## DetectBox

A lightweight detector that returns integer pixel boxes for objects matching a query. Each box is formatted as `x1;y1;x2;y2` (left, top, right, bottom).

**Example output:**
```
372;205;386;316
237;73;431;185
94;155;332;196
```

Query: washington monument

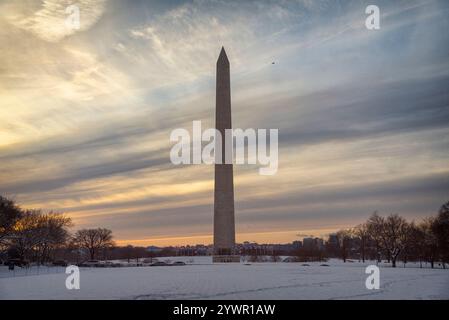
213;47;239;263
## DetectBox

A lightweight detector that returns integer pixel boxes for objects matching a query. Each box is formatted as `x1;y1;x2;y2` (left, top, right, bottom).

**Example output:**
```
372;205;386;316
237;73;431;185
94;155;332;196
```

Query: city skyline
1;0;449;246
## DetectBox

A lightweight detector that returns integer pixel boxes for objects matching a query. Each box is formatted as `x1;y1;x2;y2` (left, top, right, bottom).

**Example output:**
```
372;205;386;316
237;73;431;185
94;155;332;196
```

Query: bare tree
420;217;439;268
249;247;262;262
72;228;115;260
400;220;421;267
380;214;410;268
406;223;423;267
0;196;23;245
9;209;42;260
354;223;370;263
336;229;352;263
433;201;449;268
366;212;384;263
8;209;72;263
34;212;72;264
270;247;281;262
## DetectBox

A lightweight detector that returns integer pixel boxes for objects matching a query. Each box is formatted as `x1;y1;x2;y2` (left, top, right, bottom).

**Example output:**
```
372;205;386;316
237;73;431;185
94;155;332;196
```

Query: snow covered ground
1;257;448;299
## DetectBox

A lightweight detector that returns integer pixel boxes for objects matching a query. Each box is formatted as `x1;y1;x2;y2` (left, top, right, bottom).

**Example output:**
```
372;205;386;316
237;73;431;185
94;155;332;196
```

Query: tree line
328;201;449;268
0;195;115;264
1;195;448;268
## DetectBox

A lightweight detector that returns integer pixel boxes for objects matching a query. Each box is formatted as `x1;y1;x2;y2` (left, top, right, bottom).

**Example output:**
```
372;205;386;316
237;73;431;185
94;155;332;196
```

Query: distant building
146;246;162;253
315;238;324;250
292;240;302;249
327;234;338;247
302;237;315;249
303;237;324;251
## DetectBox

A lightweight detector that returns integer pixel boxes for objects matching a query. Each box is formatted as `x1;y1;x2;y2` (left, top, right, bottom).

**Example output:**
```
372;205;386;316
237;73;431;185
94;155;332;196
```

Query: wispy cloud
0;0;448;245
2;0;107;42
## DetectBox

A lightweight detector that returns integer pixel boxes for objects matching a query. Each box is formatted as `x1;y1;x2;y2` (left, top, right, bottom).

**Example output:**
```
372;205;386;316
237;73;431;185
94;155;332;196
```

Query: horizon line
114;226;347;246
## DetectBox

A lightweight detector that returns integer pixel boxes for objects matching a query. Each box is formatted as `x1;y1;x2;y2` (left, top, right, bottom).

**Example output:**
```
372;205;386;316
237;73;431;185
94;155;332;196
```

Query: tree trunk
392;258;396;268
376;244;381;263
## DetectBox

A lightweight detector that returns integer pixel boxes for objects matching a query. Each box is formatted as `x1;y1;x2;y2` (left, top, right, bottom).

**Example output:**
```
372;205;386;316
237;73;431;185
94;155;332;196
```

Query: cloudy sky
1;0;448;246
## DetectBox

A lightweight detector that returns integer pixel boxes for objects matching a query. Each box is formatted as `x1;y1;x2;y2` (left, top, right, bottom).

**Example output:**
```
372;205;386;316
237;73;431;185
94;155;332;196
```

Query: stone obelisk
213;47;239;263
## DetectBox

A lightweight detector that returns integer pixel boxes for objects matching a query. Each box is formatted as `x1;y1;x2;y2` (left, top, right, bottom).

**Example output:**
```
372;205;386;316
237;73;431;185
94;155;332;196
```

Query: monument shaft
213;47;237;261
